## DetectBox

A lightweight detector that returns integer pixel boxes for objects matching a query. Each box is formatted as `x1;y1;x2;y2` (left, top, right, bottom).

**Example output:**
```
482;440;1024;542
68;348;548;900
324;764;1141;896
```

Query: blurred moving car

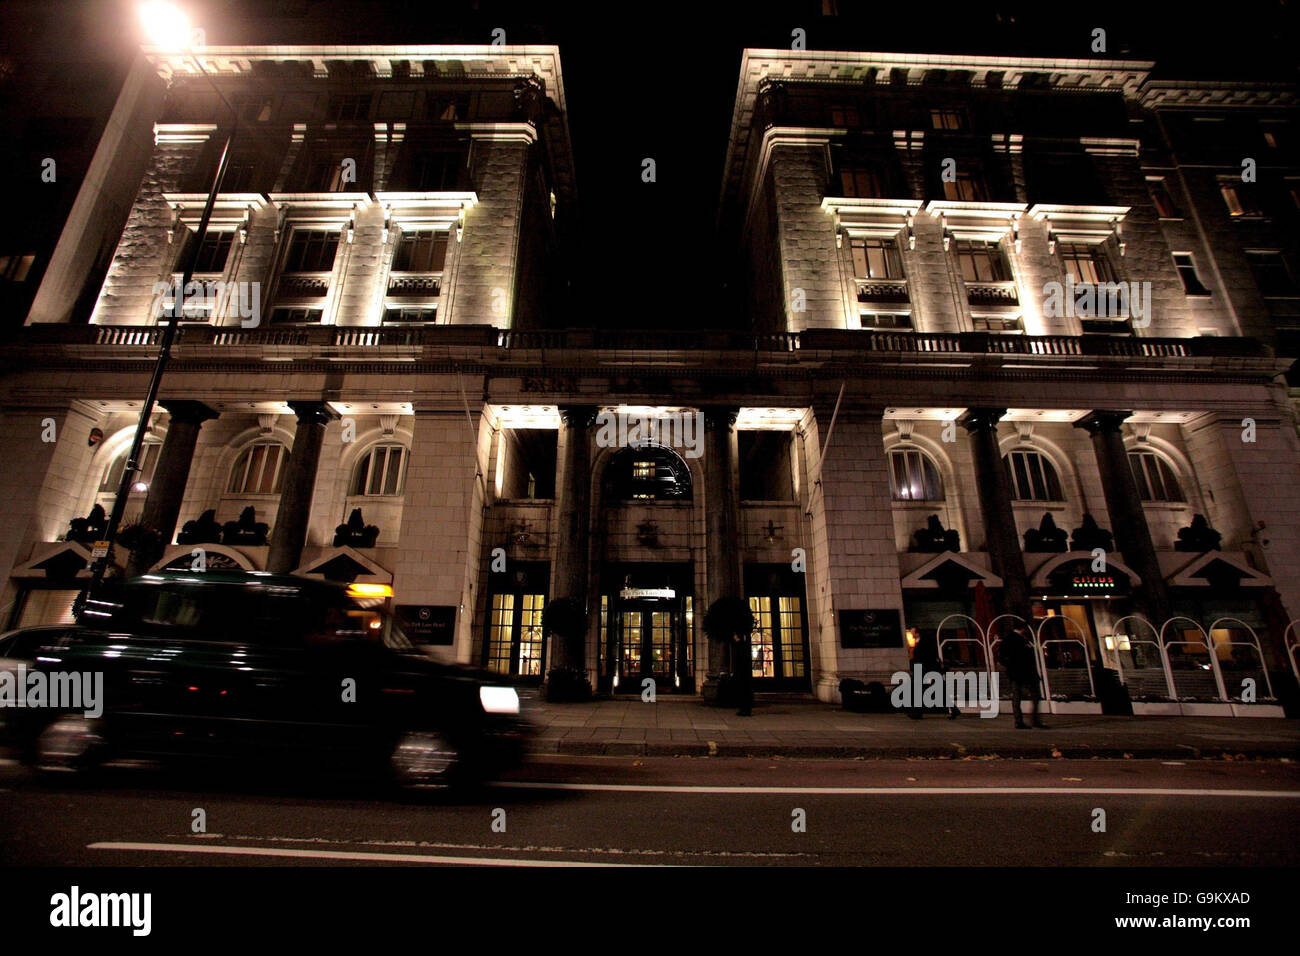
6;572;531;788
0;627;72;745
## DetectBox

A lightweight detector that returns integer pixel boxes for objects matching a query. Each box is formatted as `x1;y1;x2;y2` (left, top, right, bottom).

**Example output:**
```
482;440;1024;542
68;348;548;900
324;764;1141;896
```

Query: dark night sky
3;0;1296;329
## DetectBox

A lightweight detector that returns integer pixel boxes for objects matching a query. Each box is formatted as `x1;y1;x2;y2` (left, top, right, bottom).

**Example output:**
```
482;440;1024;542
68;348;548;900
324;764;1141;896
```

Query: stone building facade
1;46;1298;705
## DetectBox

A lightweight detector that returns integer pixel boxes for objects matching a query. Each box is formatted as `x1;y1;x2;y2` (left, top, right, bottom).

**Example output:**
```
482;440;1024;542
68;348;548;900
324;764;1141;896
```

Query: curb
534;740;1298;760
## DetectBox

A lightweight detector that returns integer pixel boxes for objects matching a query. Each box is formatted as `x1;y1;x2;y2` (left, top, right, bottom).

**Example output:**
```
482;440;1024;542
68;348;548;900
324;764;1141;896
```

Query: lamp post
86;4;235;596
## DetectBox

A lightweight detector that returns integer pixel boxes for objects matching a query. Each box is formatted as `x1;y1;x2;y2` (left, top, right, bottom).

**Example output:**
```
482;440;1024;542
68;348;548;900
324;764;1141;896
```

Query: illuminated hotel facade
2;45;1298;706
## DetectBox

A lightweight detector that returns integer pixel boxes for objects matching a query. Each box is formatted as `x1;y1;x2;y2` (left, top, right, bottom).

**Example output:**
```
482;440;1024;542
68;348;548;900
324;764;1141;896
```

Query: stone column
959;407;1030;619
1075;410;1171;625
128;401;218;575
267;402;339;574
703;406;743;681
548;405;596;675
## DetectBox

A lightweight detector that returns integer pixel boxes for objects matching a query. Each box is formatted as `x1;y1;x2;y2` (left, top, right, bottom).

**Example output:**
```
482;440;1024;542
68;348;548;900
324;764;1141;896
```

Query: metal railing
6;325;1273;360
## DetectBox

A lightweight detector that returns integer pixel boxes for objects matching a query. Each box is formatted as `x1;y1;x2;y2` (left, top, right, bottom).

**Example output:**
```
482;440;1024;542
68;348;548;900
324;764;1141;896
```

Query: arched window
100;440;162;494
888;448;943;501
604;445;692;501
1003;449;1063;502
1128;451;1185;503
227;442;288;495
350;443;407;496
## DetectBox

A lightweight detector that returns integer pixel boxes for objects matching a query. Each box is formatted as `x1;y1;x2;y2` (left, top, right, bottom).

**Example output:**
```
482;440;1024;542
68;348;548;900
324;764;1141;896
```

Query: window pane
1128;453;1153;500
384;447;404;494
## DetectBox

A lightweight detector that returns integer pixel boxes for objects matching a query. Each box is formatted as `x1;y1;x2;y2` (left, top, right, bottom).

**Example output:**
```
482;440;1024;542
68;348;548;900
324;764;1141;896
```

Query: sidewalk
528;697;1300;760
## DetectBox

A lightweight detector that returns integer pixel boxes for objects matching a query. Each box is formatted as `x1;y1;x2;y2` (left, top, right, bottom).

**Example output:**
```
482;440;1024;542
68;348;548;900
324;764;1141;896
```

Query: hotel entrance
600;563;694;694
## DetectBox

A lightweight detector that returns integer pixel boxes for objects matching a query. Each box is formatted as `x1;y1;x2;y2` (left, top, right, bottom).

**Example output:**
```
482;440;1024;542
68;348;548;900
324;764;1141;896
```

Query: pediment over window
296;546;391;584
1169;551;1272;588
12;543;94;581
901;552;1003;590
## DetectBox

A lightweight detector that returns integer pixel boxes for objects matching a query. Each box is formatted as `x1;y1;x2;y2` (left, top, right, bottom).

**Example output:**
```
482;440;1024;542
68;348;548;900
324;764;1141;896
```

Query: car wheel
390;730;460;788
33;715;107;775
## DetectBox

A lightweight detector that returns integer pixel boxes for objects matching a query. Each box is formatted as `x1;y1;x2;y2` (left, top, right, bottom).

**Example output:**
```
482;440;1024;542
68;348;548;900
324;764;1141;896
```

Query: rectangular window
1059;243;1116;284
956;240;1009;282
236;96;274;123
410;151;461;191
1172;253;1211;296
224;161;258;192
486;593;516;675
850;238;904;279
1148;179;1181;218
1246;251;1296;296
328;94;372;121
1220;181;1261;217
829;103;861;127
943;171;987;202
839;165;884;198
972;315;1023;332
269;307;323;325
285;231;340;273
860;312;912;330
778;596;806;679
392;229;448;272
382;307;437;323
930;107;967;130
427;93;469;121
0;254;36;282
306;159;348;192
191;231;234;275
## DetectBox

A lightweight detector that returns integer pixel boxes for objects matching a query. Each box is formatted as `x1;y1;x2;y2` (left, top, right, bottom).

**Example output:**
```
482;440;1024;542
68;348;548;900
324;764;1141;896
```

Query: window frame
1003;449;1065;503
227;441;289;496
1127;450;1186;504
955;239;1011;283
349;443;408;497
888;447;945;502
1058;242;1117;285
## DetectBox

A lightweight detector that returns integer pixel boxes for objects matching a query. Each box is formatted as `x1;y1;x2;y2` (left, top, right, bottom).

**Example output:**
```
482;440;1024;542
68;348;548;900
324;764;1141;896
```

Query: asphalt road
1;755;1297;867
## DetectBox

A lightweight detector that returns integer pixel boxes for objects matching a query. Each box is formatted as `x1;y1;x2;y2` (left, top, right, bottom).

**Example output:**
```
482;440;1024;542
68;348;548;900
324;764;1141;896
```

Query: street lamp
85;3;235;596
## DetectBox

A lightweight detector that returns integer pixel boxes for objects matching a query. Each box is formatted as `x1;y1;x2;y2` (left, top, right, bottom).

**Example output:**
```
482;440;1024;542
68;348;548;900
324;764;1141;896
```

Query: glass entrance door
616;603;676;691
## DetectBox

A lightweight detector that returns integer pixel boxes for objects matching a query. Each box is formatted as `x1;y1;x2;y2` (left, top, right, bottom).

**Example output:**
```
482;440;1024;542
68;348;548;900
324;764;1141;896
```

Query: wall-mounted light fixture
906;211;916;251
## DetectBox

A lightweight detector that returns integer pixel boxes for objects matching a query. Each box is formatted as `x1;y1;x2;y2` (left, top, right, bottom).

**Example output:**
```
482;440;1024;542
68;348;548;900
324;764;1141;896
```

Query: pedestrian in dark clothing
732;632;754;717
915;632;961;719
1001;623;1045;728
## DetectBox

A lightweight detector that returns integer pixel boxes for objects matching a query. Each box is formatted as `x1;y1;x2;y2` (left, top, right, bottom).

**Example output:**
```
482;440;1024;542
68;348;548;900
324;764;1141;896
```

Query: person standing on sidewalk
1001;623;1045;729
732;631;754;717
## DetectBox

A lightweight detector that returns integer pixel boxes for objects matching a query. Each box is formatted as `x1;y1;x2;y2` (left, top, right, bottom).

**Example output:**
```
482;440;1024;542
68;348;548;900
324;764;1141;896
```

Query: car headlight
479;685;520;715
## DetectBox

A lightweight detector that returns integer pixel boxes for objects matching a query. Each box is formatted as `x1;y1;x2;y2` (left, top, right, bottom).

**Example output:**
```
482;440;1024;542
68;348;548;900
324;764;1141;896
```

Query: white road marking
89;841;648;866
490;781;1300;798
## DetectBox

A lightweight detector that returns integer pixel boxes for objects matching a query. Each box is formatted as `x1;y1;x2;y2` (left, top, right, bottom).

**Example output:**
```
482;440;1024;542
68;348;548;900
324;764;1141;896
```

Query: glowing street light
137;2;198;51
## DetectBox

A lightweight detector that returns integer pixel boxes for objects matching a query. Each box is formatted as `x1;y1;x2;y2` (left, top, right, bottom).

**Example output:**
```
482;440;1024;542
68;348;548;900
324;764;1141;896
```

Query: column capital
558;404;598;428
701;406;738;432
1073;410;1133;436
159;400;219;426
287;401;341;427
957;407;1007;433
